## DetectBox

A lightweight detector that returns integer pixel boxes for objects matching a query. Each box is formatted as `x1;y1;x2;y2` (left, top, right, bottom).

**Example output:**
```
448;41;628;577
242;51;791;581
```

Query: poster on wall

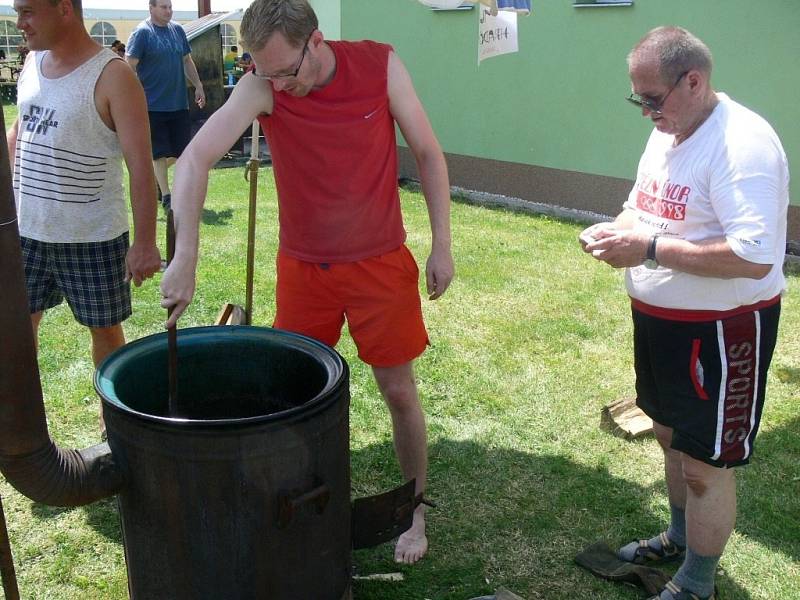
478;6;518;64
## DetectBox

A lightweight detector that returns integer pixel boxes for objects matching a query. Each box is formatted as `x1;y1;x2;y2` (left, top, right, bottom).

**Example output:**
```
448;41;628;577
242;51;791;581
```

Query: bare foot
395;505;428;564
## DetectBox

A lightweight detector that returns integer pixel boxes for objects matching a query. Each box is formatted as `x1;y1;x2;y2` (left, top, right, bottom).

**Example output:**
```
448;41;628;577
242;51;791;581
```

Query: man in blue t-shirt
126;0;206;210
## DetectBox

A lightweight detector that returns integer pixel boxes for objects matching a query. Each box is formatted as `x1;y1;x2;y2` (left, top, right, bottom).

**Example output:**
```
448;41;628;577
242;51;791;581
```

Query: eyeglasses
252;32;313;81
626;71;688;114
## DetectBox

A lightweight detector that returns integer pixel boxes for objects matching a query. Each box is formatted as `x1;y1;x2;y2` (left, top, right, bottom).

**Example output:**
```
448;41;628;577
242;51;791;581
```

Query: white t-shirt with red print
623;93;789;312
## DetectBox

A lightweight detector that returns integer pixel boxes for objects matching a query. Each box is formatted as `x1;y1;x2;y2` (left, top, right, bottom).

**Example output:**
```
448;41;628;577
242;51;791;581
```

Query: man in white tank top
7;0;161;432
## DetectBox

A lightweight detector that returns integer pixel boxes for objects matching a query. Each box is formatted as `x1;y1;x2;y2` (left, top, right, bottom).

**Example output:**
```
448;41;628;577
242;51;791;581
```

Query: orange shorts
274;245;430;368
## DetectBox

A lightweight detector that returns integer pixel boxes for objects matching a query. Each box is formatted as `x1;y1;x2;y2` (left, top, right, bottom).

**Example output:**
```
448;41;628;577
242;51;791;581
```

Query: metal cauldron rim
94;325;348;429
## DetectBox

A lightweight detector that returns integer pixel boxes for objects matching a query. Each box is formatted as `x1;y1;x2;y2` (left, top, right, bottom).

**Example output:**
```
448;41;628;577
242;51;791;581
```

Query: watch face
643;258;659;270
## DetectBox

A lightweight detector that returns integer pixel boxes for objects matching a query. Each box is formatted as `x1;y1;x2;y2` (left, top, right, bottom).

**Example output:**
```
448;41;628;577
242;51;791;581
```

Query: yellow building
0;6;243;58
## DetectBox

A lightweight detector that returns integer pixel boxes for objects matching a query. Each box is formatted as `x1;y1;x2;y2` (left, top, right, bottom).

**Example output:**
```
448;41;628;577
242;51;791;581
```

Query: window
90;22;117;47
0;20;23;60
573;0;633;6
221;23;237;51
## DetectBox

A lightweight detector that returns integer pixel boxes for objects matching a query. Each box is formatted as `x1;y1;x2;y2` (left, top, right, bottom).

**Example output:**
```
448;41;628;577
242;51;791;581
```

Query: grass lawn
2;100;17;130
1;113;798;598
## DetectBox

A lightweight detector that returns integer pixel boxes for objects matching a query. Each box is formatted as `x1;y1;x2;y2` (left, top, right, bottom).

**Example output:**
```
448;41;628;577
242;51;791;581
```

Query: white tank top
14;48;128;243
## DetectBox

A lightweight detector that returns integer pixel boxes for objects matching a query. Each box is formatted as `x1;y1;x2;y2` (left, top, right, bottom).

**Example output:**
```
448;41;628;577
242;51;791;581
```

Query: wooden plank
215;303;246;326
600;397;654;439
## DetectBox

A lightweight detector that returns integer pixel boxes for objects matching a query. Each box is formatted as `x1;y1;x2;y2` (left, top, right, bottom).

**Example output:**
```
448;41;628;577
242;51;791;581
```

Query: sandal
575;540;671;595
629;531;685;565
647;580;716;600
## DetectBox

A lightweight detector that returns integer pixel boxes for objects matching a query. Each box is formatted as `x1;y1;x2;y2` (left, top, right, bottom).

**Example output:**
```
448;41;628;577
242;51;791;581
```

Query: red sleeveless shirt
259;40;406;263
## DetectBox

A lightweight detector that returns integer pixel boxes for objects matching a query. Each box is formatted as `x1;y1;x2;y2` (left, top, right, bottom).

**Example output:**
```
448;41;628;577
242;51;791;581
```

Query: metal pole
198;0;211;17
244;120;260;325
0;493;20;600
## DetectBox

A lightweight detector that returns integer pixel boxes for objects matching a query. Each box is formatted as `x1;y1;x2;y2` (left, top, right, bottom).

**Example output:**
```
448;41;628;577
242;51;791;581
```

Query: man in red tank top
161;0;454;564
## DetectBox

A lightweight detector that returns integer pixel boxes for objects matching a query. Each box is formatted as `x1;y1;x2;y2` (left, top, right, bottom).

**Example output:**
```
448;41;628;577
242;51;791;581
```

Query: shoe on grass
648;580;715;600
619;531;685;565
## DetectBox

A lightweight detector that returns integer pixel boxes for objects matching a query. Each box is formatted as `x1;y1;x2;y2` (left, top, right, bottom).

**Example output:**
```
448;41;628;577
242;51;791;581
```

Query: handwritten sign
478;7;518;64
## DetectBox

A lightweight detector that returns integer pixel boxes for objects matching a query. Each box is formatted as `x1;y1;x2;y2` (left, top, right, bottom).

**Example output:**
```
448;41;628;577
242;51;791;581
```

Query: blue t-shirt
127;20;192;112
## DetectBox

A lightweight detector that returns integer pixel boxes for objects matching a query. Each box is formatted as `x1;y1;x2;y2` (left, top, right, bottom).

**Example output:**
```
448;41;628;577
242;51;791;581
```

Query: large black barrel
95;326;351;600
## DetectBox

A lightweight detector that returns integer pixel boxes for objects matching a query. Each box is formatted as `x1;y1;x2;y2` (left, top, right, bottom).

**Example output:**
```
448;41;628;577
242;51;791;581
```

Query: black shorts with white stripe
632;299;781;467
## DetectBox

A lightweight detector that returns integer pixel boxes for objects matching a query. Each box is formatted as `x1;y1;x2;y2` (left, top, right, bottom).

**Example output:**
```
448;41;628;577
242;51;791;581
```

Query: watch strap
646;234;659;262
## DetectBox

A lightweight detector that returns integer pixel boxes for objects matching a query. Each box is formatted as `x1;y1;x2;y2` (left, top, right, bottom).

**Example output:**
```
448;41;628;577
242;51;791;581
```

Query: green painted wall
309;0;341;40
340;0;798;204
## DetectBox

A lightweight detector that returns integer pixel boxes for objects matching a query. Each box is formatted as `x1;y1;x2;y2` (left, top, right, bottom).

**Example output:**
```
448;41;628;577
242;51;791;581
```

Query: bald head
628;26;713;85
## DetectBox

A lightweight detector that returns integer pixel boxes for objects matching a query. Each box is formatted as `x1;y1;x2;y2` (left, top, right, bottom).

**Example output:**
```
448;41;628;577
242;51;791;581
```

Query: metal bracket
351;479;418;549
276;481;330;528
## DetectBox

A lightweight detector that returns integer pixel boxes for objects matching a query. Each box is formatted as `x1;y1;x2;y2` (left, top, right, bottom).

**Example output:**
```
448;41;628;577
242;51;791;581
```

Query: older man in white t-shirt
580;26;788;600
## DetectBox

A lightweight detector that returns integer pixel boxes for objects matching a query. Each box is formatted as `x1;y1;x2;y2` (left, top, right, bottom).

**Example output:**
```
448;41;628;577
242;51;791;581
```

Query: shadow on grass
83;497;123;542
29;503;70;519
202;208;234;227
351;438;753;600
772;364;800;385
155;209;236;226
28;497;122;543
22;426;791;598
737;415;800;562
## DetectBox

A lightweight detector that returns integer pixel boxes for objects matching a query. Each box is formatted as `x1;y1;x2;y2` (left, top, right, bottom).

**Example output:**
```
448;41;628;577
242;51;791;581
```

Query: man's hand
160;258;197;328
578;222;617;252
195;86;206;109
583;227;650;268
125;242;162;286
425;246;454;300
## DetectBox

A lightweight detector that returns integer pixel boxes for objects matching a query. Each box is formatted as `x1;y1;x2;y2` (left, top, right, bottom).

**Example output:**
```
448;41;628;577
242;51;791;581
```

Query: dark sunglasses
626;71;688;114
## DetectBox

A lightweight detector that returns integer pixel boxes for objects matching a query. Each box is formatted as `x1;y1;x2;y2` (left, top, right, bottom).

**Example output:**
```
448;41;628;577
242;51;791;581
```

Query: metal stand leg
0;492;20;600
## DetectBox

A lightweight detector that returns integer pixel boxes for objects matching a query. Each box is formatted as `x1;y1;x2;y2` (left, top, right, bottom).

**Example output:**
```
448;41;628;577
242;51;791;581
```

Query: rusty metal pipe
0;107;123;506
0;492;20;600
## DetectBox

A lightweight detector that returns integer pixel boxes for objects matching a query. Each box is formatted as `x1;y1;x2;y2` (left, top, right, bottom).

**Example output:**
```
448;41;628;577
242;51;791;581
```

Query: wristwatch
643;234;660;269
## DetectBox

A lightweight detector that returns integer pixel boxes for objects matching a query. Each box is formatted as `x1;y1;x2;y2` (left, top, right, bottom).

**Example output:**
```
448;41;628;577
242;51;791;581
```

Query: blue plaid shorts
20;233;132;328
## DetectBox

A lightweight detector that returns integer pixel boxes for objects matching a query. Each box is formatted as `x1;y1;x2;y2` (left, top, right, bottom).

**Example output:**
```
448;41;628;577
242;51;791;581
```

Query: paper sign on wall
478;6;518;64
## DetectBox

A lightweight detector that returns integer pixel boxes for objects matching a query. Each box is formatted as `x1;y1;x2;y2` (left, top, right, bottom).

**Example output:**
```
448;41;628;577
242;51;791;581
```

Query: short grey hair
628;26;713;83
240;0;318;52
50;0;82;16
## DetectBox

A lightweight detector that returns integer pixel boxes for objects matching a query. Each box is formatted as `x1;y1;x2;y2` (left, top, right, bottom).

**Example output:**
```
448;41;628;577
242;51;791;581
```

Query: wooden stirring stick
166;208;179;417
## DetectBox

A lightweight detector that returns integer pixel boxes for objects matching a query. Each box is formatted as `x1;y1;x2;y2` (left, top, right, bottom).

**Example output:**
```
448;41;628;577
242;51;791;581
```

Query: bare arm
612;208;638;230
97;59;161;286
581;209;771;279
387;51;454;300
125;55;139;72
647;236;770;279
6;118;18;172
183;54;206;108
160;73;273;326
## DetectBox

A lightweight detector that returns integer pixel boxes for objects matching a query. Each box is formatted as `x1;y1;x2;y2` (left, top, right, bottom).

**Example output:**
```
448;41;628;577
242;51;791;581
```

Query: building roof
184;10;242;40
0;6;243;21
